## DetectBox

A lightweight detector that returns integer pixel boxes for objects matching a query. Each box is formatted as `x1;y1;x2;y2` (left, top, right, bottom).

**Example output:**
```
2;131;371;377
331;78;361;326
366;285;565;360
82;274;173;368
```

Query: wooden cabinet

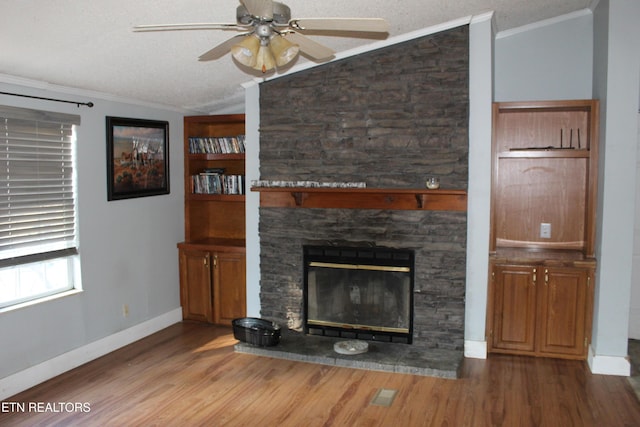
487;100;599;360
178;114;246;325
538;266;591;357
213;251;246;325
490;264;537;353
179;247;213;323
488;259;594;359
178;245;246;324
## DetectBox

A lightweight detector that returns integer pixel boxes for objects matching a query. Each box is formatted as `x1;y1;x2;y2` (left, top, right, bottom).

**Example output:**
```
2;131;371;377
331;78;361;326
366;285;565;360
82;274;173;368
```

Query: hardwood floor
2;322;640;426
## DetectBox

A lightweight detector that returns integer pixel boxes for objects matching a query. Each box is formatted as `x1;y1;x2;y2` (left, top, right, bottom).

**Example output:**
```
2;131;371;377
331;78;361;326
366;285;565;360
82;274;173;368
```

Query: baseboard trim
0;308;182;400
464;339;487;359
587;345;631;376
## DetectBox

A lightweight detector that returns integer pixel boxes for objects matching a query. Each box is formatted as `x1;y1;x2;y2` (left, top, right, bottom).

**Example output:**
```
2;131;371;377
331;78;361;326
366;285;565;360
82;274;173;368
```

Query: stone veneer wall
258;26;469;350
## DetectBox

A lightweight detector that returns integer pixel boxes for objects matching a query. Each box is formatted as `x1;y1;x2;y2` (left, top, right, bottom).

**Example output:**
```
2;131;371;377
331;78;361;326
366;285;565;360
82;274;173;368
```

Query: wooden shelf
499;149;590;159
188;153;245;161
252;187;467;211
187;194;245;202
178;238;246;253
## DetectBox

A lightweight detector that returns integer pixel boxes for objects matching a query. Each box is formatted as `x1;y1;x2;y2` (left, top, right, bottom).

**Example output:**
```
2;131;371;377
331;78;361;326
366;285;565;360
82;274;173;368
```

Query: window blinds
0;106;80;266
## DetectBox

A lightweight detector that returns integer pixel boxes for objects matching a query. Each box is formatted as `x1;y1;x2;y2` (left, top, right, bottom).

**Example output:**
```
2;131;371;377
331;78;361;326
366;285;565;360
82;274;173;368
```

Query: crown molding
0;73;198;114
496;8;592;40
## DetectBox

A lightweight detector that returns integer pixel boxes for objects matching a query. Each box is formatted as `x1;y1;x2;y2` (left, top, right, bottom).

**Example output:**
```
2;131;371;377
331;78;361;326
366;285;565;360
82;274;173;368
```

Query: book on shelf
191;173;245;195
188;135;246;154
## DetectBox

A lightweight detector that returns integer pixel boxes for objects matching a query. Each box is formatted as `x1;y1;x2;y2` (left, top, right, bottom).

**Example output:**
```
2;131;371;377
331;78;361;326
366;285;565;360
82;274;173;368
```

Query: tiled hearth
235;330;462;378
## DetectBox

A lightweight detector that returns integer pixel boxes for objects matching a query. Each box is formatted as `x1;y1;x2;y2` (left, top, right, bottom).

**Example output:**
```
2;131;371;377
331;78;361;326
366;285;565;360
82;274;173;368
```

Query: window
0;105;80;309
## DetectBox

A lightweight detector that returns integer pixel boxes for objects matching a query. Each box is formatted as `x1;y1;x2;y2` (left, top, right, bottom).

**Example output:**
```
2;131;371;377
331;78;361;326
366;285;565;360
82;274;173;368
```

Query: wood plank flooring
2;322;640;426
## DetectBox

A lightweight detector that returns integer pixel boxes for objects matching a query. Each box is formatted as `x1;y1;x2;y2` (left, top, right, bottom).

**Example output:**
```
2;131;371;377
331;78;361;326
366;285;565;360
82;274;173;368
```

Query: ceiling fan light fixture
230;35;260;67
269;35;299;67
134;1;390;75
254;44;276;72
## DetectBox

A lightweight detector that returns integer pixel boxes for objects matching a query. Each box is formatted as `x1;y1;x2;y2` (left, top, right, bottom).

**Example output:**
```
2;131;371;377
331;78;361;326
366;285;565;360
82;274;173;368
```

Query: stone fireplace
253;24;469;357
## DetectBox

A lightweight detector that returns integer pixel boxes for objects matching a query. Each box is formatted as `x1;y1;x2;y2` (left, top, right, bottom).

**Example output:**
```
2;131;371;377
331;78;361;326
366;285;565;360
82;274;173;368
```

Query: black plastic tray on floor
232;317;281;347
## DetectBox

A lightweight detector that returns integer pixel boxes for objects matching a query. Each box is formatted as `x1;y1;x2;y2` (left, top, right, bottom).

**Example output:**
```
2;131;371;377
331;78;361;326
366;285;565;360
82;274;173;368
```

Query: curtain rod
0;91;94;108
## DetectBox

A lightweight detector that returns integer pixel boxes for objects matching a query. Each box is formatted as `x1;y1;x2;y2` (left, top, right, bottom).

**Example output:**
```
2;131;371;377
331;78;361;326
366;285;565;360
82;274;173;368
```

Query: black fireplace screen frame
303;245;415;344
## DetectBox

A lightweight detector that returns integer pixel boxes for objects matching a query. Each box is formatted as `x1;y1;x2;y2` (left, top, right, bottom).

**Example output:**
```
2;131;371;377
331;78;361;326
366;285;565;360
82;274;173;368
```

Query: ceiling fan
133;0;389;73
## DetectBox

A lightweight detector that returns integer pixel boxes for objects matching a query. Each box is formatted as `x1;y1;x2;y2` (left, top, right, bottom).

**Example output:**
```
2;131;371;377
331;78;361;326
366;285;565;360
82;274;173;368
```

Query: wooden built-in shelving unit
178;114;246;325
487;99;599;360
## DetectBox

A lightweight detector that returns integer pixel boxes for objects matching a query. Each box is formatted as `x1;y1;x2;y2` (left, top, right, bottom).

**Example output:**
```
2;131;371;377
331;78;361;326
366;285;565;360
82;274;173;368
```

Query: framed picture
106;116;169;200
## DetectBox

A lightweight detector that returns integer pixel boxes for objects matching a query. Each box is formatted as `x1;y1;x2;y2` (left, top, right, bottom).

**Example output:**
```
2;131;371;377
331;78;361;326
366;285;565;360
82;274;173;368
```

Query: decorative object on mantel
133;0;388;74
334;340;369;355
251;180;366;188
425;177;440;189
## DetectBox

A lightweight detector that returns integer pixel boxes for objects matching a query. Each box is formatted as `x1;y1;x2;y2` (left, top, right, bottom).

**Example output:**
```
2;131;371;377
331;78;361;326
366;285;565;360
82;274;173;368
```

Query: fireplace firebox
303;245;414;344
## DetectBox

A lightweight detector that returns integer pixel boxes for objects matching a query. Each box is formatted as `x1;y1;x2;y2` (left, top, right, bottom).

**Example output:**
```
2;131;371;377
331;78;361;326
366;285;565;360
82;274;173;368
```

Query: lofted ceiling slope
0;0;592;113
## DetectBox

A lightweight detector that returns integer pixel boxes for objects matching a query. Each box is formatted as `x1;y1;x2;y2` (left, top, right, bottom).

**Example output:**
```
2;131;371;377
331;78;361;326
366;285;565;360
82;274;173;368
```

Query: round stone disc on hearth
333;340;369;355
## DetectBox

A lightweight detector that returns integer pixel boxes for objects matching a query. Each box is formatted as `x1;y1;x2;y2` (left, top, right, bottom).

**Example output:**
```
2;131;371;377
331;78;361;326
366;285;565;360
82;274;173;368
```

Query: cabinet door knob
532;268;537;286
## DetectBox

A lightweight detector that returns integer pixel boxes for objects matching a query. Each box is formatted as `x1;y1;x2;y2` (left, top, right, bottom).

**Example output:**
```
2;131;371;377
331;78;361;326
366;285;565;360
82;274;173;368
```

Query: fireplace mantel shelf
252;187;467;211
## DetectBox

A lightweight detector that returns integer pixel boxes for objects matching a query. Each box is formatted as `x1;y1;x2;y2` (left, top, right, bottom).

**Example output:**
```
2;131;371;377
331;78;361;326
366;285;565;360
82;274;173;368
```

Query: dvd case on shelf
191;173;245;195
188;135;246;154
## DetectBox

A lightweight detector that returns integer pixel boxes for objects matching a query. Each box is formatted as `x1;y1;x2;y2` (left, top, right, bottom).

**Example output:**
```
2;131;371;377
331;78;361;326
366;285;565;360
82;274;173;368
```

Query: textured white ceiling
0;0;592;113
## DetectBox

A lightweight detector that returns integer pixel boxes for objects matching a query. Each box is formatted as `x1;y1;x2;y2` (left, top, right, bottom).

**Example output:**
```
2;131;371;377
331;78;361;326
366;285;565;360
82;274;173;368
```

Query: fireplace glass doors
303;245;414;343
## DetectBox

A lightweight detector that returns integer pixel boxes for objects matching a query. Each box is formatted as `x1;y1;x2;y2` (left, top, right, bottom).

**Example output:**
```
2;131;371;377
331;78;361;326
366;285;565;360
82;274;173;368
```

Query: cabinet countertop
490;249;596;267
178;239;246;252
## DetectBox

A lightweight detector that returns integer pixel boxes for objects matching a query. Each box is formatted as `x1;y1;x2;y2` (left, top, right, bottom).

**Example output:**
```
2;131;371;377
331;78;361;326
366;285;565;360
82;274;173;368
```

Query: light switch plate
540;223;551;239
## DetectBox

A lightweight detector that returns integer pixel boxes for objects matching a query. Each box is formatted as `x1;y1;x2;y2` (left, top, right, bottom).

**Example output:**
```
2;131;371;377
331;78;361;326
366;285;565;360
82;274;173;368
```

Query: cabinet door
538;267;589;357
491;265;537;352
213;251;246;325
179;248;213;323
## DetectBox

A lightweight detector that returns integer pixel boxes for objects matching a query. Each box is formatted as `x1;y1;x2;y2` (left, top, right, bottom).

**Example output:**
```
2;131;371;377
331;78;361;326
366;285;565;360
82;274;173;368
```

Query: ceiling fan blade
133;23;247;32
284;32;335;61
240;0;273;20
289;18;389;33
198;34;251;61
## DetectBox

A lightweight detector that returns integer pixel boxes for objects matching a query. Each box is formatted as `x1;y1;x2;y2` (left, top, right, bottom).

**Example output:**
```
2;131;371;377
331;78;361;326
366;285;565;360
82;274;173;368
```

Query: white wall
631;112;640;339
464;13;495;358
494;10;593;102
0;78;185;396
244;81;261;317
589;0;640;375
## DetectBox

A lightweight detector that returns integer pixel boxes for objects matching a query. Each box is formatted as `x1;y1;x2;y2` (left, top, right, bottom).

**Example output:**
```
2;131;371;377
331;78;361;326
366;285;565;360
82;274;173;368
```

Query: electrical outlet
540;223;551;239
122;304;129;317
